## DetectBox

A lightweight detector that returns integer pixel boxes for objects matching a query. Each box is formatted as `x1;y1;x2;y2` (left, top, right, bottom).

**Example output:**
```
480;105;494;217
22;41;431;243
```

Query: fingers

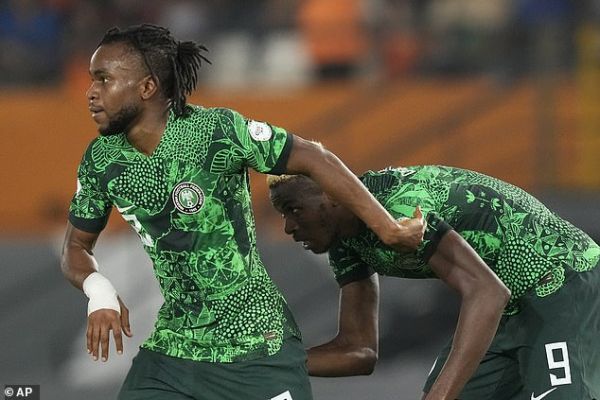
100;322;110;361
405;207;426;249
410;206;427;236
118;297;133;337
415;206;427;233
86;309;127;362
387;206;427;252
91;320;100;361
121;313;133;337
112;321;123;357
413;206;423;220
86;321;93;355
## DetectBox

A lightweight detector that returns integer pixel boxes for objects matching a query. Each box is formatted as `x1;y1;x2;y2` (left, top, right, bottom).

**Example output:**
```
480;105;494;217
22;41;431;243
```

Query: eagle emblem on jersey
172;182;204;214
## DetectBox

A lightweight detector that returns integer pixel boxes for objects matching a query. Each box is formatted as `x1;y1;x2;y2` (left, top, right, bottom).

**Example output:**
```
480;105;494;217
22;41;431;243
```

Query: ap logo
4;385;40;400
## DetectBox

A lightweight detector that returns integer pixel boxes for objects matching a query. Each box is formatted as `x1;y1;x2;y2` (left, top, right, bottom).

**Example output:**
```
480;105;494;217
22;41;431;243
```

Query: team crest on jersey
247;120;272;141
172;182;204;214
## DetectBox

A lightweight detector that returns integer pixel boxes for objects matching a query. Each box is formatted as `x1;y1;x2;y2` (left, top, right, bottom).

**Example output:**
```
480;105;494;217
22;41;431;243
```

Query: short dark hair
99;24;210;117
267;174;323;195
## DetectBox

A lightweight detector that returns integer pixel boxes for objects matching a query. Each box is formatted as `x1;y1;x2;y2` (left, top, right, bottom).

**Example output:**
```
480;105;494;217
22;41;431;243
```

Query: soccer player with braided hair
61;24;426;399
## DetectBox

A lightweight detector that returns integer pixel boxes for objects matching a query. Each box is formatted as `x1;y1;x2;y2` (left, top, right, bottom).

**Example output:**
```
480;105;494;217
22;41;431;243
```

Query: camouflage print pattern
69;106;301;362
329;166;600;315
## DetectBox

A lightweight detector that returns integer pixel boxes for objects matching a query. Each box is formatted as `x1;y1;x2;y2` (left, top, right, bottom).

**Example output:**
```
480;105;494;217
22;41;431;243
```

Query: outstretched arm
285;136;425;251
61;222;132;361
423;230;510;400
307;274;380;376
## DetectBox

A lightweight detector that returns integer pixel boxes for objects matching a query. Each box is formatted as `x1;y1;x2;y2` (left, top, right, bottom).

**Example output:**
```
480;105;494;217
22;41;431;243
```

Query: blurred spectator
62;0;161;96
264;0;298;32
201;0;309;88
297;0;369;80
0;0;66;87
113;0;158;27
0;0;591;88
369;0;428;78
211;0;269;38
509;0;577;76
424;0;512;76
259;0;312;87
156;0;211;42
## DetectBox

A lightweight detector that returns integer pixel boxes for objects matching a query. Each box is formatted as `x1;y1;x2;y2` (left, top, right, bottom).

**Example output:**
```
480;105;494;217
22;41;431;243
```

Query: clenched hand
385;206;427;252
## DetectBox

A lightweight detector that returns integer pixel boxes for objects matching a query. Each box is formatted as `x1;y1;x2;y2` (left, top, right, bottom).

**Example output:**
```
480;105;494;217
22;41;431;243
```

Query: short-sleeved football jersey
69;106;301;362
329;166;600;315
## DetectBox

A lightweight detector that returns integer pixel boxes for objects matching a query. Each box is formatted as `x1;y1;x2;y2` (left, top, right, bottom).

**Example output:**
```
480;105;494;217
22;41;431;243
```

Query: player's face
270;181;340;254
86;43;147;136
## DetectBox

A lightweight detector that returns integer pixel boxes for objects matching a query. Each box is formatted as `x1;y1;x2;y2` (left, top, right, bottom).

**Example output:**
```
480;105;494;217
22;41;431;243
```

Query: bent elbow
356;347;378;375
60;249;69;276
493;279;511;308
60;243;75;278
499;285;511;307
468;279;511;313
482;283;511;316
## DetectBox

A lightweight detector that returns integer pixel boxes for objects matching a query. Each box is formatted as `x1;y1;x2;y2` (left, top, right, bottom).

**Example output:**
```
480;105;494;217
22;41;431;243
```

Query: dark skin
61;42;426;363
62;223;132;362
270;178;511;400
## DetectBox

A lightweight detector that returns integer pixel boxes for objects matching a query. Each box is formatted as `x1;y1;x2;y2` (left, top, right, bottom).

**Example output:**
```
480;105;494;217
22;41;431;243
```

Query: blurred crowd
0;0;595;88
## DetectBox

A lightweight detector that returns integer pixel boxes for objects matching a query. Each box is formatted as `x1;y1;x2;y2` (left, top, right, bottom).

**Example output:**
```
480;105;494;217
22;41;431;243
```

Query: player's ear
140;75;158;100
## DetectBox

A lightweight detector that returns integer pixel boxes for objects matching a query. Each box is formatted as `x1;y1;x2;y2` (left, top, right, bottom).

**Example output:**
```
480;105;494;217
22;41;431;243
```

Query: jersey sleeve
369;169;453;263
328;243;376;287
213;108;293;175
68;143;112;233
419;212;453;262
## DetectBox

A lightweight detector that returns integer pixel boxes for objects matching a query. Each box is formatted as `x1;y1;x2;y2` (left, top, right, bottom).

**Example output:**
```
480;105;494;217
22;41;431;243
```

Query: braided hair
99;24;210;117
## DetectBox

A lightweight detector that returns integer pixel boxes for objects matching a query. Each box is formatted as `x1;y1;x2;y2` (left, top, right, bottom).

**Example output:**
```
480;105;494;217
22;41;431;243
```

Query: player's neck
126;106;170;156
338;210;365;239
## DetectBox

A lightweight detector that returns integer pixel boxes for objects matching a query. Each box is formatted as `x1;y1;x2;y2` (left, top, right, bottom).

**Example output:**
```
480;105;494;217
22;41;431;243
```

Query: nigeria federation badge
172;182;204;214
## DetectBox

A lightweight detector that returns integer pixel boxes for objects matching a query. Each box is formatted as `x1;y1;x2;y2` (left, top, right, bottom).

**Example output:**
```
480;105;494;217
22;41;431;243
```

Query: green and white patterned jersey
69;105;301;362
329;166;600;315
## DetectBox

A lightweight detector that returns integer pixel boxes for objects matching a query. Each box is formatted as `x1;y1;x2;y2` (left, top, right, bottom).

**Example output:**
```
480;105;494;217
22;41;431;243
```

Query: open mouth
300;240;317;251
294;235;314;251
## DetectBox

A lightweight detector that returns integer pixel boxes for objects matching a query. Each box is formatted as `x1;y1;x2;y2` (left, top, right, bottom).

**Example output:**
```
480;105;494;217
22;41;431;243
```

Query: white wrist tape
83;272;121;316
